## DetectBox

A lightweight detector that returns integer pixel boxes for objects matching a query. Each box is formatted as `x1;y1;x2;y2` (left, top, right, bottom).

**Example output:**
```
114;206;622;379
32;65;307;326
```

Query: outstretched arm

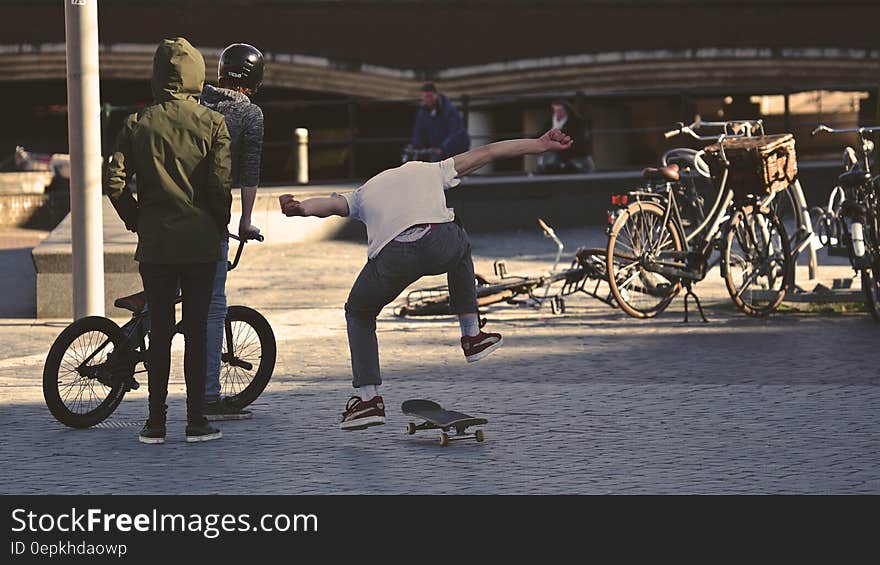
279;193;349;217
452;129;573;177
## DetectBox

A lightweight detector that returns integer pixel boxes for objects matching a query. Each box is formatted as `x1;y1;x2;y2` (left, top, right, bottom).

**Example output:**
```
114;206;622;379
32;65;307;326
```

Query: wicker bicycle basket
704;133;798;200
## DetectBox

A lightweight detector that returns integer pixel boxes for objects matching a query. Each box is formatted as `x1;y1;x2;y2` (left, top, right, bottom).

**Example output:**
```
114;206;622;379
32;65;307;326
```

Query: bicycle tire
722;204;791;317
606;200;684;318
862;264;880;322
43;316;131;428
221;305;277;410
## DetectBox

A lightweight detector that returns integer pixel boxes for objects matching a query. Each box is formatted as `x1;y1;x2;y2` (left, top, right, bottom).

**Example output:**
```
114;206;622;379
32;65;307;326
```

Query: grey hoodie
200;84;264;188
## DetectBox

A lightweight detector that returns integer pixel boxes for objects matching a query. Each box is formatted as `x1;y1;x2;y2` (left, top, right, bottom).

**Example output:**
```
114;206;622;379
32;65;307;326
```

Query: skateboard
401;399;488;446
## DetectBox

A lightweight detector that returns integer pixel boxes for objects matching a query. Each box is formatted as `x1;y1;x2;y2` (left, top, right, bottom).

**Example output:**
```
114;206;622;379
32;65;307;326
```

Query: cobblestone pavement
1;227;878;494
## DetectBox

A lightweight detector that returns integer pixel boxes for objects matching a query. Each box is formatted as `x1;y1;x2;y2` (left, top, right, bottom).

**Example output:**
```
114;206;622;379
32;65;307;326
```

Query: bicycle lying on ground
811;124;880;320
605;119;794;321
395;218;621;317
43;233;276;428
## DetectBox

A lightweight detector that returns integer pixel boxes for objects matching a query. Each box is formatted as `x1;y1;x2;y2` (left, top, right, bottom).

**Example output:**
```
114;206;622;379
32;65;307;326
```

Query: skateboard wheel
475;429;485;442
439;433;449;447
406;423;416;435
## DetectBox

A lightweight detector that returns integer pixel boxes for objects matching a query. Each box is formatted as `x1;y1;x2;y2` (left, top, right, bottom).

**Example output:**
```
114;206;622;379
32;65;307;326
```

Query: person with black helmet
199;42;266;420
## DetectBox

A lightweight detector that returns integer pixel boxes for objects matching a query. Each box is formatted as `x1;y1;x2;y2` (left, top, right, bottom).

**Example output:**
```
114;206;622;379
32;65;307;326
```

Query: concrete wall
0;172;68;229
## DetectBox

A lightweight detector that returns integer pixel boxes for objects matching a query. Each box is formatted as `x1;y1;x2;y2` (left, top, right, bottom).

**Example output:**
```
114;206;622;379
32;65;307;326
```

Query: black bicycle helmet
218;43;264;92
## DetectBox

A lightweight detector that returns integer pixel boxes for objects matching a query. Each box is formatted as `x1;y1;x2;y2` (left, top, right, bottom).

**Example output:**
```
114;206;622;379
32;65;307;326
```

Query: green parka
106;37;232;264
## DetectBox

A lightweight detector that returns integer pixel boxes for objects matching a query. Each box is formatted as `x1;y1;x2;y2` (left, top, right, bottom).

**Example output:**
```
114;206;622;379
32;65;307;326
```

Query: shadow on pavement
0;248;36;318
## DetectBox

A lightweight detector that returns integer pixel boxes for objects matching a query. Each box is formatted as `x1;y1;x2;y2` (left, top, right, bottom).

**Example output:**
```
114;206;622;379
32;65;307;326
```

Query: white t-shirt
341;158;460;259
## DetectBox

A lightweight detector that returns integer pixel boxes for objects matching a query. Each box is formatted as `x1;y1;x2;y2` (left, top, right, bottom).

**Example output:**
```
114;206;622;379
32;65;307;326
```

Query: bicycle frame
620;120;752;282
396;220;619;317
75;233;262;388
812;124;880;269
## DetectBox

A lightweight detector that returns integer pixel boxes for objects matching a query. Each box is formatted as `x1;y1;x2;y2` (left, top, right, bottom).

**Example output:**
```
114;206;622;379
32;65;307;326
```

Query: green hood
151;37;205;103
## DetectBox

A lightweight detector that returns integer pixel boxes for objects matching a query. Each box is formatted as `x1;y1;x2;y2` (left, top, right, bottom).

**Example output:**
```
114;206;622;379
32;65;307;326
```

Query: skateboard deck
401;399;488;446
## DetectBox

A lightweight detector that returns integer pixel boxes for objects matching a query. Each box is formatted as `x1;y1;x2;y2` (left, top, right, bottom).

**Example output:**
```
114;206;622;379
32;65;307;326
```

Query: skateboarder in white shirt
279;128;574;430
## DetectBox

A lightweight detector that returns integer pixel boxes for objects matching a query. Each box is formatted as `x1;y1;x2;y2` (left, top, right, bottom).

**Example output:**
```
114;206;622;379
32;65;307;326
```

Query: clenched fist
279;194;306;217
538;129;573;152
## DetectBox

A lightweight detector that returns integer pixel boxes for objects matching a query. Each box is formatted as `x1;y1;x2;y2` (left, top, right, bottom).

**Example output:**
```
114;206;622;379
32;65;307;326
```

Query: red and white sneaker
461;331;503;363
339;395;386;430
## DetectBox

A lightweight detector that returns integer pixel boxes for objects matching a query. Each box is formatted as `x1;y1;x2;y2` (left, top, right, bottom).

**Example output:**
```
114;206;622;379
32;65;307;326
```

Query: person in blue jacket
407;82;470;161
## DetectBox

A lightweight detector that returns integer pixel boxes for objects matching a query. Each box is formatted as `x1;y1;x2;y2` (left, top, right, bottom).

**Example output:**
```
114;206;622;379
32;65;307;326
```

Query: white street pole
296;128;309;184
65;0;105;318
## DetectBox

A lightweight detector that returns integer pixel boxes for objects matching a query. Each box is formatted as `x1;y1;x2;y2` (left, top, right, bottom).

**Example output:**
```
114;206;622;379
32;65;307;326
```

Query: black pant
139;262;216;424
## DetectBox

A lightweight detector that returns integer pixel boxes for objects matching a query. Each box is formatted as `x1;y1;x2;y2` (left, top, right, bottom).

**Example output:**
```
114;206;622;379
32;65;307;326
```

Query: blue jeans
204;238;229;403
345;222;477;388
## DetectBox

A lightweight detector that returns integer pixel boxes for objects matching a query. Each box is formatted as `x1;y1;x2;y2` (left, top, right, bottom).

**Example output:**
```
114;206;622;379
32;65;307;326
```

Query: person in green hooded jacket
105;37;232;445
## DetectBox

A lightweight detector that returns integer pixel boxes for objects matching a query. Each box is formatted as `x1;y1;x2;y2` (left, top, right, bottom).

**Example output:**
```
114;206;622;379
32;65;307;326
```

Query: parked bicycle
605;119;793;320
395;218;621;317
43;233;277;428
811;124;880;320
662;146;819;291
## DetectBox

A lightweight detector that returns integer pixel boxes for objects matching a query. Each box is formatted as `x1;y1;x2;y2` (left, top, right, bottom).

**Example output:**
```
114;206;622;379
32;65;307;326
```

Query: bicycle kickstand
682;283;709;323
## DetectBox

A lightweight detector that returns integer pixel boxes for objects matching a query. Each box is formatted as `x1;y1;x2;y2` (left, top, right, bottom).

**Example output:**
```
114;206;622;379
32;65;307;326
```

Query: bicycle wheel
606;200;684;318
862;261;880;322
43;316;132;428
221;305;277;409
722;204;791;317
772;185;801;245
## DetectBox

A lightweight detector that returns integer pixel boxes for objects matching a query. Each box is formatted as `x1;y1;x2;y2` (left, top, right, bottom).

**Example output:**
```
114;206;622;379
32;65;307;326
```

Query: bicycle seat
642;163;680;181
838;169;871;189
114;291;147;313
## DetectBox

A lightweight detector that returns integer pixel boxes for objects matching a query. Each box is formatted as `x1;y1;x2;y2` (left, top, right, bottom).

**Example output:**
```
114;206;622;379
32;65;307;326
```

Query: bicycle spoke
735;268;761;298
622;220;638;254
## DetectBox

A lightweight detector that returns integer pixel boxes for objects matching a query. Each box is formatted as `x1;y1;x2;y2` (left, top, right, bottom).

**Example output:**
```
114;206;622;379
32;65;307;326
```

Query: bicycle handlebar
664;118;764;142
228;232;265;243
537;217;554;237
663;123;683;139
812;124;880;137
228;231;264;271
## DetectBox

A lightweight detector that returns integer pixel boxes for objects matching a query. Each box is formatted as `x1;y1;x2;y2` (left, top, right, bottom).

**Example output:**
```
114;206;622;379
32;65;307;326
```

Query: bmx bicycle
811;124;880;320
605;119;793;320
395;218;622;318
42;233;277;428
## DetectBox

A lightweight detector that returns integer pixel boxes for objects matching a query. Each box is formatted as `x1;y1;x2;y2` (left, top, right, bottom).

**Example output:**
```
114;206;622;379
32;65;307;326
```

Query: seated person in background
405;82;470;162
535;99;595;174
